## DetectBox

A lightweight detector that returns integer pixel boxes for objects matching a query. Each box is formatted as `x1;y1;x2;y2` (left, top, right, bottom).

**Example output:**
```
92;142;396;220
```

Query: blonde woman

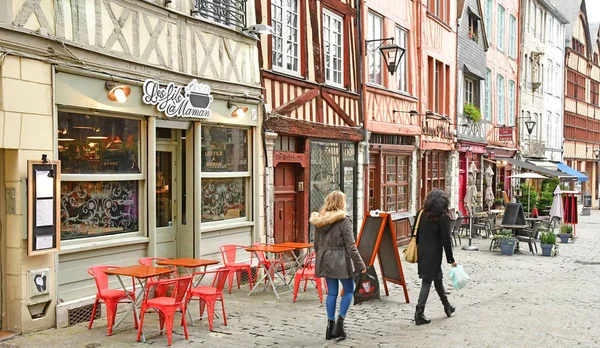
309;190;366;341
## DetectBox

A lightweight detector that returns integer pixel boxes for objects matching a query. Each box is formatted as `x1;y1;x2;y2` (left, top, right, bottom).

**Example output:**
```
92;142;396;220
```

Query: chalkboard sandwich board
356;210;410;303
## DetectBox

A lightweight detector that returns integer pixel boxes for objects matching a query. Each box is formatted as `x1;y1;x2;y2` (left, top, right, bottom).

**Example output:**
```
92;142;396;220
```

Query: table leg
112;275;144;341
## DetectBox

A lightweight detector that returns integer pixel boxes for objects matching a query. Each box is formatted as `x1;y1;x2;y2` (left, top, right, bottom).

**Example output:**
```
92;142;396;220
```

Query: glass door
156;144;178;259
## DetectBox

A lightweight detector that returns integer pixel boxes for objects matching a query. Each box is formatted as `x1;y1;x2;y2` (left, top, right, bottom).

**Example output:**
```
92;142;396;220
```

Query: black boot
414;305;431;325
332;316;346;340
325;320;335;340
441;297;455;317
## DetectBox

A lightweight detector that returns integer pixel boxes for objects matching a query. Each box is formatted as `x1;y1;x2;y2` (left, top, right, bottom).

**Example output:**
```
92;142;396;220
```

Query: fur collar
309;210;347;228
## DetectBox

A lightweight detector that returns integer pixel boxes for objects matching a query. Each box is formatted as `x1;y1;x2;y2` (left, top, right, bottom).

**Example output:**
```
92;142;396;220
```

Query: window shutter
458;72;464;115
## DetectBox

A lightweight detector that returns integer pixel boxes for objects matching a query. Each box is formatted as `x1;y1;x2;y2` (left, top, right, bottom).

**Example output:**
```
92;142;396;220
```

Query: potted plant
539;231;556;256
558;225;573;243
463;103;482;122
493;230;516;256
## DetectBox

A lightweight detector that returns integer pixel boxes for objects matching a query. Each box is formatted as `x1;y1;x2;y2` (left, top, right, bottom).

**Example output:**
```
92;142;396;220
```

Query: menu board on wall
27;160;61;255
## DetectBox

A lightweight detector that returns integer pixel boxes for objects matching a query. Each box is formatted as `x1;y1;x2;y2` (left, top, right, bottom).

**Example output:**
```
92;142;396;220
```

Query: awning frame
498;157;578;182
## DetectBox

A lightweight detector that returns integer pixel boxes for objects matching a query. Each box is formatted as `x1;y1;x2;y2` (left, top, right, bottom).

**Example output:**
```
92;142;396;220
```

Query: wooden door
274;163;297;243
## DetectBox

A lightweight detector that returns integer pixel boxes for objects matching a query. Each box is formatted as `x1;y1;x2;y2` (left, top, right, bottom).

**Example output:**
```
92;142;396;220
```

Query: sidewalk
4;211;600;347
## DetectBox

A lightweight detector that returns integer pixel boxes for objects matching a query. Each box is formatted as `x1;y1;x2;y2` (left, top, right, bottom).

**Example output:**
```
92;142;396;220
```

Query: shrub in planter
493;230;516;255
539;231;556;256
464;103;482;122
558;225;573;243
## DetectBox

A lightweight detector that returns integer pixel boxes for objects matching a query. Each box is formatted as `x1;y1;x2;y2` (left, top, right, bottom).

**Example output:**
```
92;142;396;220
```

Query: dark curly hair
423;189;449;222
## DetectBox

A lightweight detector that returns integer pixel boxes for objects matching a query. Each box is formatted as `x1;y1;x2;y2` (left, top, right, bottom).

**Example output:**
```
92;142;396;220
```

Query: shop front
53;72;262;325
368;134;418;245
484;147;516;204
420;119;456;209
457;142;486;215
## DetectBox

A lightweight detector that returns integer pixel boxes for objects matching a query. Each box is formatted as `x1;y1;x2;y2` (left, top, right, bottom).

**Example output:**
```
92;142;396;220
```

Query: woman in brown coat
414;189;457;325
310;190;366;341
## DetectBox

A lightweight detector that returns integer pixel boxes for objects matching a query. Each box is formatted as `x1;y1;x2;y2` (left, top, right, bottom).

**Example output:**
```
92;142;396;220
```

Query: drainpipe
416;0;424;207
357;0;368;215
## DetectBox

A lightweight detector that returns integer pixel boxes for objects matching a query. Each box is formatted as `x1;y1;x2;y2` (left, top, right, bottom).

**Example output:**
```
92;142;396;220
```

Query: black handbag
353;265;381;305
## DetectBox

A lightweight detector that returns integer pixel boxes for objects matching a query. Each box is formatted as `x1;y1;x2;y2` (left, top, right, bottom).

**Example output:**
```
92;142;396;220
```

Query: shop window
61;181;139;240
201;126;250;223
383;155;410;212
58;112;141;174
424;151;446;195
58;111;144;241
201;178;246;221
201;127;248;172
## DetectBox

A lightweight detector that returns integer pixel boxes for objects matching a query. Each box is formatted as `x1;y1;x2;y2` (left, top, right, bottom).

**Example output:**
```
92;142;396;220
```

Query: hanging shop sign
142;79;213;119
498;127;513;142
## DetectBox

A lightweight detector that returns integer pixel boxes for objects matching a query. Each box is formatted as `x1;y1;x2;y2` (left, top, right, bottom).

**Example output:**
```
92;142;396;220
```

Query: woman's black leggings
417;278;446;306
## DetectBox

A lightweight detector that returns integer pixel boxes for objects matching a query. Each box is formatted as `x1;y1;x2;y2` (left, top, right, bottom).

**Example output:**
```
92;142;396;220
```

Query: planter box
499;238;515;256
558;233;571;243
540;243;553;256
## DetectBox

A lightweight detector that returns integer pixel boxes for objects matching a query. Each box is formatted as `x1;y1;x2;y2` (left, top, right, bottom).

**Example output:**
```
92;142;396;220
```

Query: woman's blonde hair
319;190;347;214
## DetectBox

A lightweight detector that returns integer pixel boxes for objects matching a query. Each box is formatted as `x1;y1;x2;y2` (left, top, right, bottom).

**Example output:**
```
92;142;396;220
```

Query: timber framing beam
265;115;364;142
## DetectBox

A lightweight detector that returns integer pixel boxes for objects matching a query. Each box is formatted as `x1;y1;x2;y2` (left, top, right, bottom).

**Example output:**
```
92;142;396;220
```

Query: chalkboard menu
501;203;526;226
356;211;410;303
27;160;61;255
583;194;592;208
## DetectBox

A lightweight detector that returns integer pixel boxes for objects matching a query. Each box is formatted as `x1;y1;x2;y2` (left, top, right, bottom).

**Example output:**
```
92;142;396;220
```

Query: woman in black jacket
414;189;457;325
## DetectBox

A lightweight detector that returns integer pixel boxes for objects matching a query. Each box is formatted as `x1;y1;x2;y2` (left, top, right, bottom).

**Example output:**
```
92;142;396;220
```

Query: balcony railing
192;0;247;29
524;139;546;157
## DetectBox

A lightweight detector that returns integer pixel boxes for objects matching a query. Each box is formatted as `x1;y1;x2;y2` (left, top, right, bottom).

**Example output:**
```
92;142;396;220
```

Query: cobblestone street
4;211;600;348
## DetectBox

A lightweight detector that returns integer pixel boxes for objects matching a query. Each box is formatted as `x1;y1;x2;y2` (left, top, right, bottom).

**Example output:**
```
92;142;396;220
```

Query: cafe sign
142;79;213;119
498;127;513;142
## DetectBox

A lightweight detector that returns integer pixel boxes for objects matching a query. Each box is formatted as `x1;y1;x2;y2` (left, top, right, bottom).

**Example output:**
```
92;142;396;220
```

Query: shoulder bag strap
413;210;423;237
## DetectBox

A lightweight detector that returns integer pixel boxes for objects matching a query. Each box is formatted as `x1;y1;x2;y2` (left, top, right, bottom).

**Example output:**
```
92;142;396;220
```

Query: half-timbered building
362;0;419;244
552;0;600;205
0;0;263;333
256;0;364;242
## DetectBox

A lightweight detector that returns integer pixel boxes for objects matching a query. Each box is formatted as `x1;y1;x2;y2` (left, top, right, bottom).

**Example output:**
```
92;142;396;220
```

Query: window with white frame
546;112;551;145
485;0;493;43
508;80;515;126
555;113;560;148
497;5;505;52
271;0;300;73
547;61;553;95
509;15;517;58
485;68;491;120
58;111;144;240
555;63;561;93
200;126;250;223
323;10;344;87
497;74;505;124
548;16;554;43
464;77;480;108
396;26;408;93
367;11;383;85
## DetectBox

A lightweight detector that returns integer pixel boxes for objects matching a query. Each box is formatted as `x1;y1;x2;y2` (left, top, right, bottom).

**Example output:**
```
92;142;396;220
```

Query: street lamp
365;38;405;75
524;120;536;135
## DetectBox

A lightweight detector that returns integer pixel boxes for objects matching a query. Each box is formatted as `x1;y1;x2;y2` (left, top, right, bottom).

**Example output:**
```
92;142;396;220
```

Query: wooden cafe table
245;245;296;299
104;265;174;342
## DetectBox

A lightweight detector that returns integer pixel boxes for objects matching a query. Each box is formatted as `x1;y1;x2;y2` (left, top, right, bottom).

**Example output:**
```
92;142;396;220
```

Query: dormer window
467;8;480;43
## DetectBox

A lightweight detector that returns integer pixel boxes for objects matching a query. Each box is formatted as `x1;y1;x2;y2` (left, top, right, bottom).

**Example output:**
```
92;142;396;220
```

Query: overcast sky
588;0;600;23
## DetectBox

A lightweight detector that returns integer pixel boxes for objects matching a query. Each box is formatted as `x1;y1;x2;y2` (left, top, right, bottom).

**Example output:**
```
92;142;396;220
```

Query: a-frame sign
356;211;410;303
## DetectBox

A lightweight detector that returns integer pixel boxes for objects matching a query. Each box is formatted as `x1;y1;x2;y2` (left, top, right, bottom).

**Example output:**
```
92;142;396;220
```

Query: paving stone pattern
5;212;600;347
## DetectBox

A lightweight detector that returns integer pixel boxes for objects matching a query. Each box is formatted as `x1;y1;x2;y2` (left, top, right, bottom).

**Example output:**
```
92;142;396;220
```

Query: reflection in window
201;127;248;172
60;181;139;240
58;112;141;174
201;178;246;222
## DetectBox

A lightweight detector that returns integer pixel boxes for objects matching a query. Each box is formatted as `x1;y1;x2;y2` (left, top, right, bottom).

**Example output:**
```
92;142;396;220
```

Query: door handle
279;209;282;219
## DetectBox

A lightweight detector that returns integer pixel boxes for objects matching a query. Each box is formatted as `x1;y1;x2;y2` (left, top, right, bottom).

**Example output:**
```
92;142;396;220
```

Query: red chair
252;243;286;283
293;252;326;303
184;268;230;330
219;245;253;294
137;276;193;346
87;266;138;336
138;257;177;297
